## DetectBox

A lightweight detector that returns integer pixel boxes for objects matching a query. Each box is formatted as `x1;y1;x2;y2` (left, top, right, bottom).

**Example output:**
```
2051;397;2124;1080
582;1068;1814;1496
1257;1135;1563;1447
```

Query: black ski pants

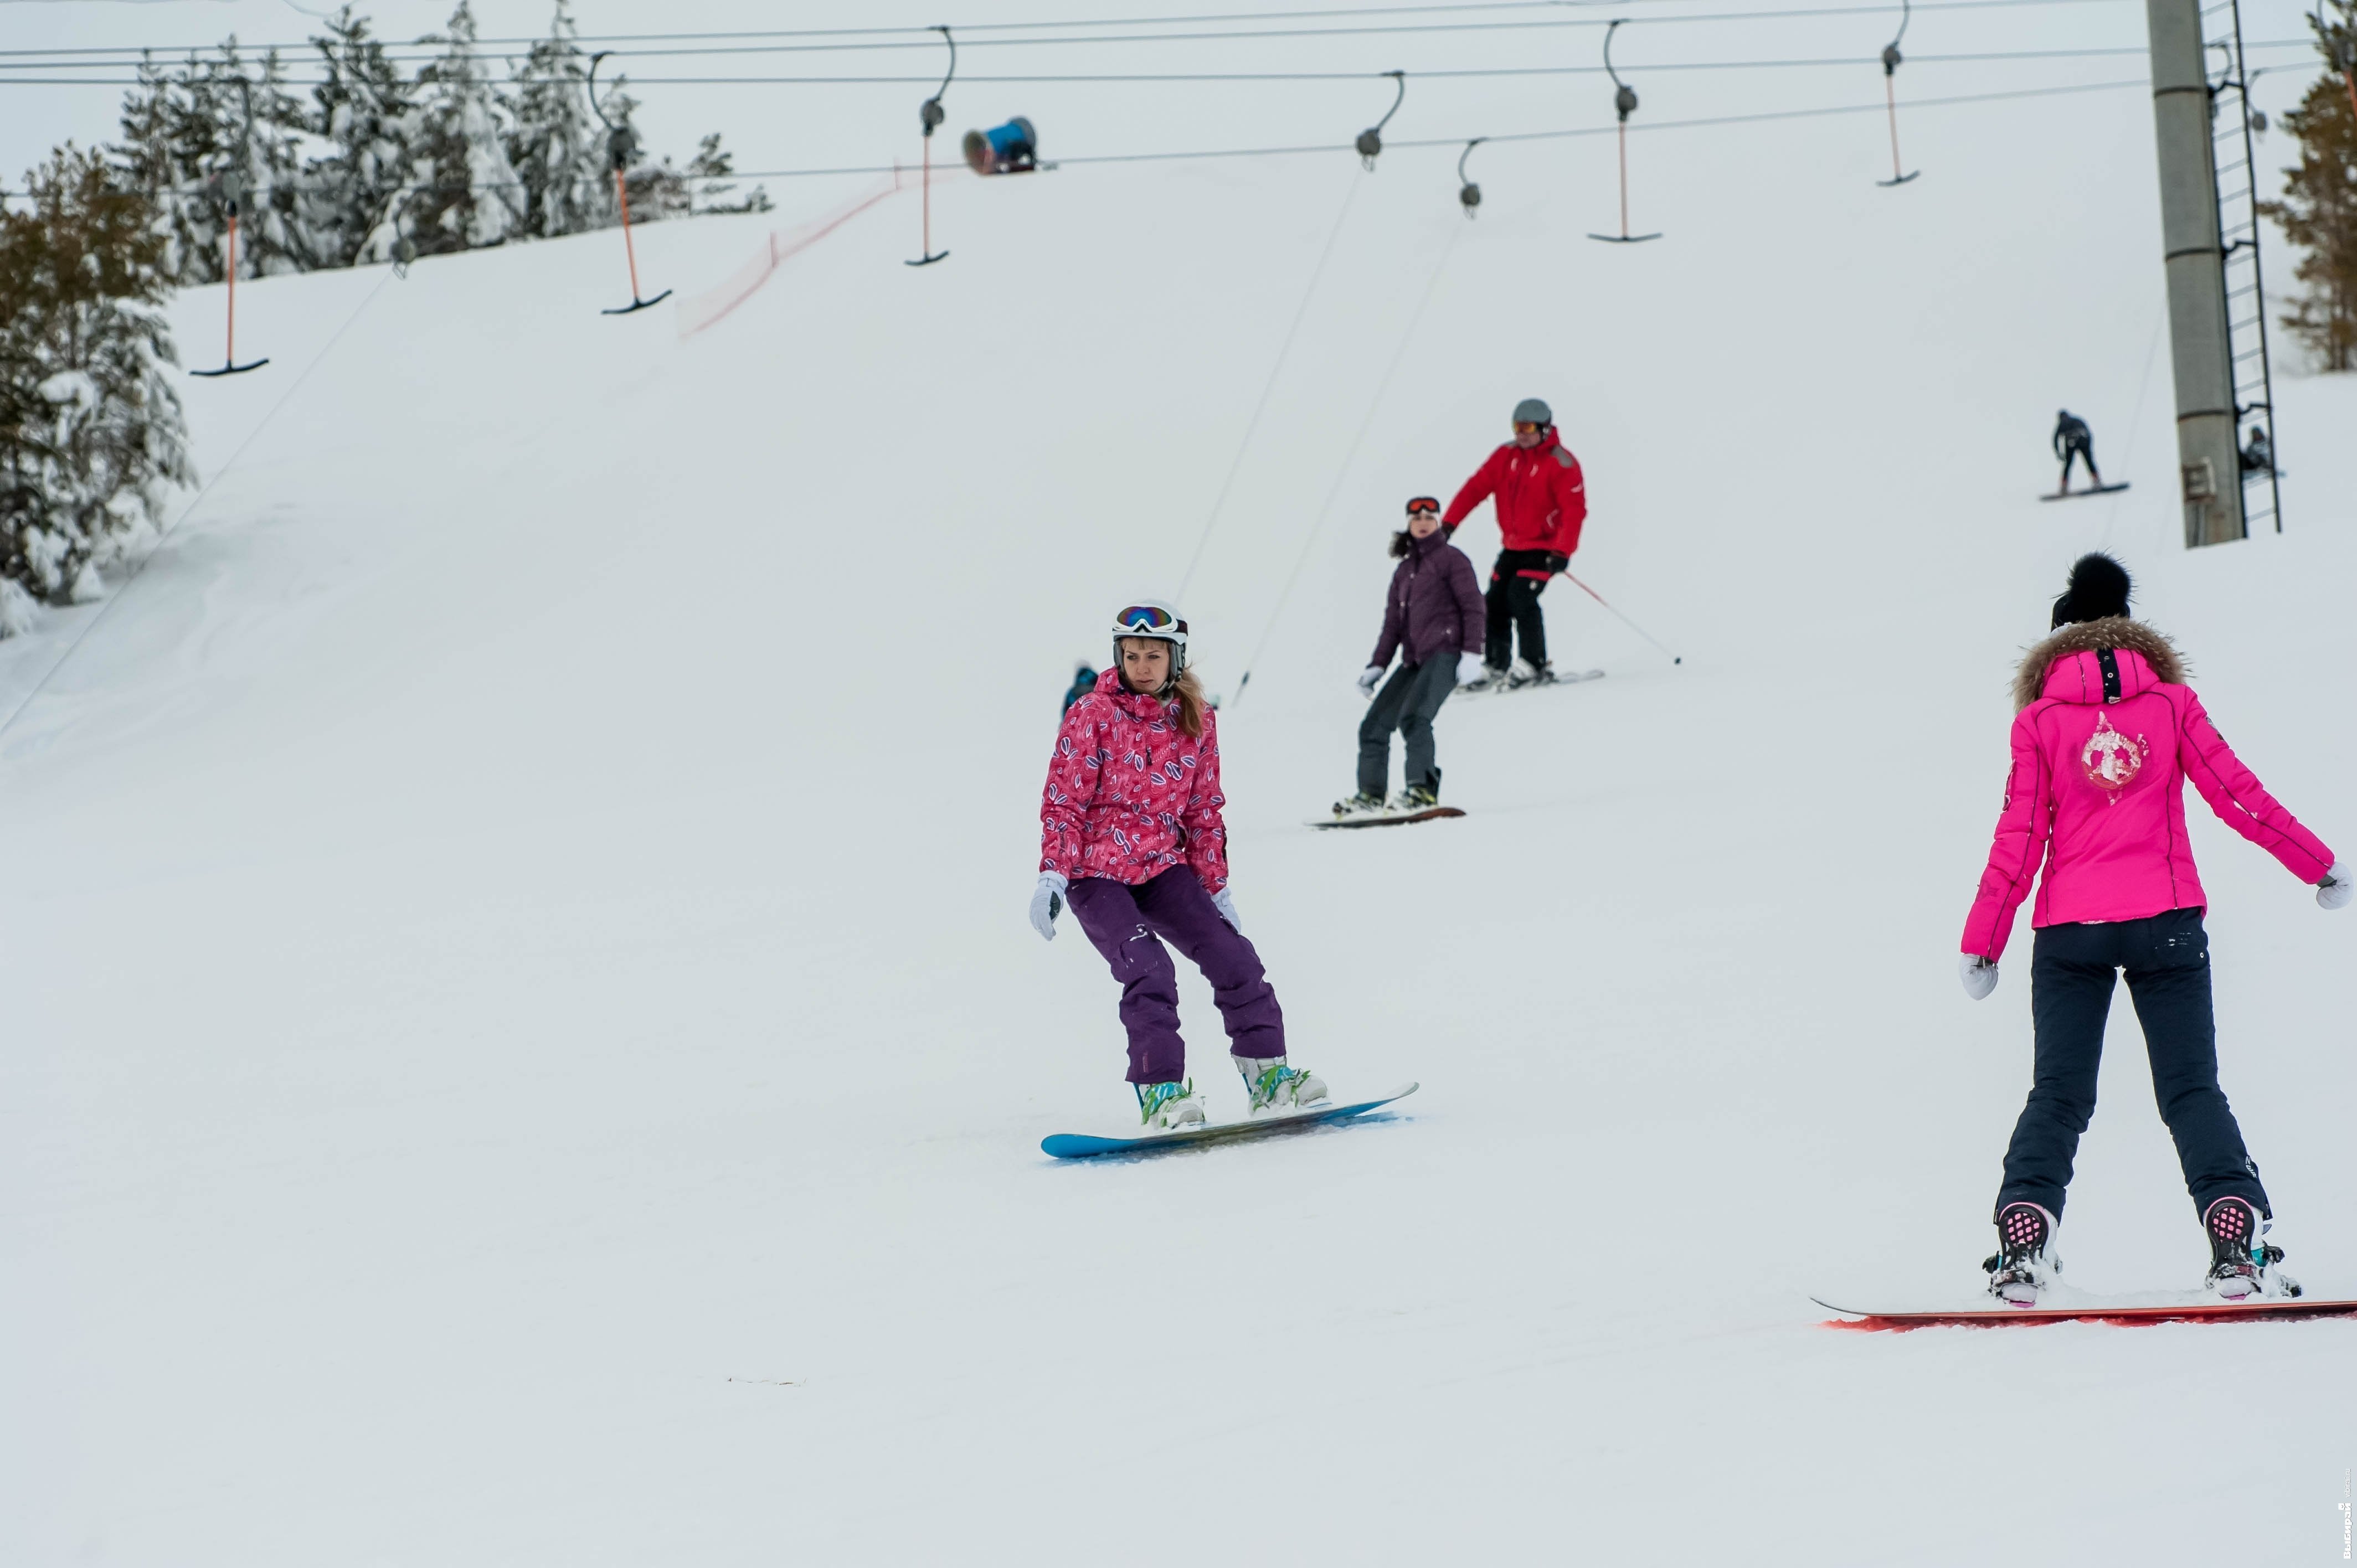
1995;908;2269;1224
1358;656;1458;798
2059;439;2100;487
1486;549;1555;669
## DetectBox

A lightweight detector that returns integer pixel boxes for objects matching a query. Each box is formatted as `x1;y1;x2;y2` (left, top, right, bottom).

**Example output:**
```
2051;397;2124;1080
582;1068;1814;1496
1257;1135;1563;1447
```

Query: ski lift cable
1175;171;1365;605
0;0;1771;55
0;264;401;747
0;75;2156;201
8;43;2250;83
2097;300;2166;552
0;0;2159;63
1232;220;1465;706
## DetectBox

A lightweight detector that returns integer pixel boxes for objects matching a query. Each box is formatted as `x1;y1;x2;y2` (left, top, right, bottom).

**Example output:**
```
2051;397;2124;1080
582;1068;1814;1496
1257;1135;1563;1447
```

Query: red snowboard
1814;1294;2357;1332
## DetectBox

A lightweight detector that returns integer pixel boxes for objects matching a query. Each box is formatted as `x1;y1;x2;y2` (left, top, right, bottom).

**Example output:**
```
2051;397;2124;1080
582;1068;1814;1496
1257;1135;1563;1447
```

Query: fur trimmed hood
2012;617;2186;711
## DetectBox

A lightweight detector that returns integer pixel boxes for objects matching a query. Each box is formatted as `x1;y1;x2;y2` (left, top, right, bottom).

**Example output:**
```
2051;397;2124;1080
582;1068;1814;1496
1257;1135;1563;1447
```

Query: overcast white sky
0;0;2332;202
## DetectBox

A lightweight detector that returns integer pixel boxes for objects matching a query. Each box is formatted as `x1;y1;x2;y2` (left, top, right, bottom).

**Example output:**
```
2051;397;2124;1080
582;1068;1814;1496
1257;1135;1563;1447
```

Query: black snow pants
1485;548;1556;669
1995;908;2269;1224
1358;656;1458;798
2060;439;2099;487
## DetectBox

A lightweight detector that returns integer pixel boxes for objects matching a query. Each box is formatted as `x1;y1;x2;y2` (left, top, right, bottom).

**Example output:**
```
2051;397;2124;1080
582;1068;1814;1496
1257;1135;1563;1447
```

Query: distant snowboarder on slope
1440;396;1586;689
2052;409;2103;494
1030;600;1329;1129
1335;496;1488;818
1959;553;2349;1306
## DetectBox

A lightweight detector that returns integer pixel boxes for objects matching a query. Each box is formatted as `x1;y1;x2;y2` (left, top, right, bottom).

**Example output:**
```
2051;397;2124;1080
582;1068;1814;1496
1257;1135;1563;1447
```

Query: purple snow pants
1066;868;1285;1084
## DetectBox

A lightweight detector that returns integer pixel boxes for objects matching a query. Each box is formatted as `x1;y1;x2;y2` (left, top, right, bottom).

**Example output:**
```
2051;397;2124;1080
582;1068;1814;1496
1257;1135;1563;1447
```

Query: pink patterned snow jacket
1960;618;2334;961
1040;677;1229;893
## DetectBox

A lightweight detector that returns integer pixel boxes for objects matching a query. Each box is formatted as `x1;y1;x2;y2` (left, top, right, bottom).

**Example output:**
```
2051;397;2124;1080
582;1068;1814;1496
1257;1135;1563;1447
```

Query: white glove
1211;888;1242;934
1456;652;1486;686
2320;863;2353;911
1959;953;1999;1000
1356;665;1383;698
1029;873;1068;941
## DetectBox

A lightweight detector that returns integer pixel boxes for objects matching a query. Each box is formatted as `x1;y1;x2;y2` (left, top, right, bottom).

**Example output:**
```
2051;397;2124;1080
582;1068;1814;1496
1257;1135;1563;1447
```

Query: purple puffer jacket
1370;529;1485;669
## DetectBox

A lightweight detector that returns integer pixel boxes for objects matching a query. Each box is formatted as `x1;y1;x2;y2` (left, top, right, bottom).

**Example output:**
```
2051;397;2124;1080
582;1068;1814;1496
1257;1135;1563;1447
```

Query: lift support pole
2146;0;2244;548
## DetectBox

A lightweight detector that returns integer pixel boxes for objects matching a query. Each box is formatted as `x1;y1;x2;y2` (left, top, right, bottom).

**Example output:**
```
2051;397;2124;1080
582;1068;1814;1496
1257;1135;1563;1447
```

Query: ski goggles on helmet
1113;604;1183;636
1513;421;1545;435
1405;497;1440;516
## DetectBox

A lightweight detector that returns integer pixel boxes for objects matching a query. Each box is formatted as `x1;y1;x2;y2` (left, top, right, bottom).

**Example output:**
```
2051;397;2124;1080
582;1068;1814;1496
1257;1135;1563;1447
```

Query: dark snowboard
1311;806;1467;831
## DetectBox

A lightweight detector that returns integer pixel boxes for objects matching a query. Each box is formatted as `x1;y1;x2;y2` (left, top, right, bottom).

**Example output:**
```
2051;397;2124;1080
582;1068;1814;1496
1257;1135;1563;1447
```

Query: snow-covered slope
4;86;2355;1565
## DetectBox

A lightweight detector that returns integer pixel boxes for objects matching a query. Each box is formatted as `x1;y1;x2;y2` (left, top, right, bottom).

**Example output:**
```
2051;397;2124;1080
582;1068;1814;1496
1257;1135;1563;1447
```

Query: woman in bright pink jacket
1027;601;1327;1132
1962;554;2349;1307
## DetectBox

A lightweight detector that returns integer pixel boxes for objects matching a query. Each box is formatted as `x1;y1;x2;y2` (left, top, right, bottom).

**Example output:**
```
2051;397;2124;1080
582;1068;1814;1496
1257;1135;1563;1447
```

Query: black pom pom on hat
2050;551;2133;630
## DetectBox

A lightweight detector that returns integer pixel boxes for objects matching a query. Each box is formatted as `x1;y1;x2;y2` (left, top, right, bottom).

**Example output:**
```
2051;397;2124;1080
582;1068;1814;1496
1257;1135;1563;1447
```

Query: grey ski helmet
1512;397;1553;427
1110;599;1189;680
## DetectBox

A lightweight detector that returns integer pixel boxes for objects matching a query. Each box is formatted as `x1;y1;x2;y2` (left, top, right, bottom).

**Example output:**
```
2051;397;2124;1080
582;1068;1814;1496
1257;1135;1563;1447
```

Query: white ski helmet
1109;598;1189;678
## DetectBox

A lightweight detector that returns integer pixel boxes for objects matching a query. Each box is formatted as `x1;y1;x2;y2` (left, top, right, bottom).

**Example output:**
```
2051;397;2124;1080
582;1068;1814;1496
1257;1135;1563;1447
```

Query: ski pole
1560;570;1681;665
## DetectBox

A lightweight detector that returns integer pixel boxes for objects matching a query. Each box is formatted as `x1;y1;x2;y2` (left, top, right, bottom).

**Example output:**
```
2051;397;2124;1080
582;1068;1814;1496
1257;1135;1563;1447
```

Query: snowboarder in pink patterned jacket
1028;600;1329;1131
1960;554;2349;1308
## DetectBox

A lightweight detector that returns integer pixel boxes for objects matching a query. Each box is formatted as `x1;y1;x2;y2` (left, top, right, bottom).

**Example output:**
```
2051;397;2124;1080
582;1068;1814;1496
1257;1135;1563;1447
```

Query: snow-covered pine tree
504;1;614;239
2259;2;2357;370
302;7;418;269
0;145;194;628
112;42;314;285
685;134;771;216
601;74;768;224
401;2;527;255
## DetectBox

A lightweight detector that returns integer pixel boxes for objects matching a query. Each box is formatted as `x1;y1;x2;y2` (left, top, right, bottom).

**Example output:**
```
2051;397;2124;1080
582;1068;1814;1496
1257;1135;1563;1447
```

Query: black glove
1544;552;1569;575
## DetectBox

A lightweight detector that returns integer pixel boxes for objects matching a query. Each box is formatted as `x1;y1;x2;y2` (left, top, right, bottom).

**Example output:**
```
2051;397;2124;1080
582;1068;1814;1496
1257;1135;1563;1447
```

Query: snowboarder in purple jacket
1335;497;1488;817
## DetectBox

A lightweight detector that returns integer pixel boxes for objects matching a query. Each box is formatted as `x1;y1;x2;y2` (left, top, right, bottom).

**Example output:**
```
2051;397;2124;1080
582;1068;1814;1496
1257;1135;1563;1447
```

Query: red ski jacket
1039;679;1230;893
1440;429;1587;560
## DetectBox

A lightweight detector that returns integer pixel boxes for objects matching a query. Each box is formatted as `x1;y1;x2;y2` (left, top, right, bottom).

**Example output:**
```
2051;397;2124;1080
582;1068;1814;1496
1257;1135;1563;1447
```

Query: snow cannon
963;117;1039;175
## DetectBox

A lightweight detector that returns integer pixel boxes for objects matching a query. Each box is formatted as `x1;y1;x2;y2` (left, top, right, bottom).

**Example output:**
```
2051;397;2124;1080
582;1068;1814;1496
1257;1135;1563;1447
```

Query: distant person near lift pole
2052;409;2103;496
2239;424;2274;478
1440;398;1587;689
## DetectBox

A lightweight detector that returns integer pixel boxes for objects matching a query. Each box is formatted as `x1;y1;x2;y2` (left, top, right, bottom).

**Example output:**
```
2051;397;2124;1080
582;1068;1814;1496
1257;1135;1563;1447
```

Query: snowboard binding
1983;1201;2062;1306
2203;1196;2300;1301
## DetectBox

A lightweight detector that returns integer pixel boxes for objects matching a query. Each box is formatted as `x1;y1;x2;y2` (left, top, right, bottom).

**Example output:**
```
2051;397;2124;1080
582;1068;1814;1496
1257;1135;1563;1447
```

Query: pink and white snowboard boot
2202;1196;2300;1301
1983;1201;2062;1306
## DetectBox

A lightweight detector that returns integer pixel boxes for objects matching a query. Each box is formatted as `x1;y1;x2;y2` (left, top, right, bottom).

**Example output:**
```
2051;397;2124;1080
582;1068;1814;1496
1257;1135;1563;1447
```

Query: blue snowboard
1042;1083;1418;1159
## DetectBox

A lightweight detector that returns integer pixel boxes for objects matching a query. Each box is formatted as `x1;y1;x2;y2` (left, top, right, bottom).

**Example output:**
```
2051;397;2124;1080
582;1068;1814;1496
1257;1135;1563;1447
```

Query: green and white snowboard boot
1236;1056;1330;1116
1134;1079;1206;1131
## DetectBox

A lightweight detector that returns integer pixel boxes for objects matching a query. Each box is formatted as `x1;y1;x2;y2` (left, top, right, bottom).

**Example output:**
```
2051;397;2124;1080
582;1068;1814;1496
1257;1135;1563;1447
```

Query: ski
1456;668;1605;697
1042;1084;1418;1159
1311;806;1466;831
1812;1293;2357;1330
2040;483;2130;501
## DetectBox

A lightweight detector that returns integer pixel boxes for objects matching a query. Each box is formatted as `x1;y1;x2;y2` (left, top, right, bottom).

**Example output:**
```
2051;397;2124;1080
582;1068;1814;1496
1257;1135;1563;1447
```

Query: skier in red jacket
1440;396;1587;689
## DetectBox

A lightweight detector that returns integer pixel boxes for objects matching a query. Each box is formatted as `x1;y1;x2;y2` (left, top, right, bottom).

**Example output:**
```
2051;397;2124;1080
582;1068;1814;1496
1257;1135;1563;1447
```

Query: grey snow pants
1358;656;1459;798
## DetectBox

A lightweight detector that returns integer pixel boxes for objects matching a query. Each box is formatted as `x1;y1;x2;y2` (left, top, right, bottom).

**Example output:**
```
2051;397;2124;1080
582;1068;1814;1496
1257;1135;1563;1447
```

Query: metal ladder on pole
2202;0;2282;533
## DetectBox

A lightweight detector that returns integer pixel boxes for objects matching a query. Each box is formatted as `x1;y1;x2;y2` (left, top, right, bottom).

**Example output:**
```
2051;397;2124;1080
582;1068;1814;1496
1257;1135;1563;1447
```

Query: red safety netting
675;172;907;340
